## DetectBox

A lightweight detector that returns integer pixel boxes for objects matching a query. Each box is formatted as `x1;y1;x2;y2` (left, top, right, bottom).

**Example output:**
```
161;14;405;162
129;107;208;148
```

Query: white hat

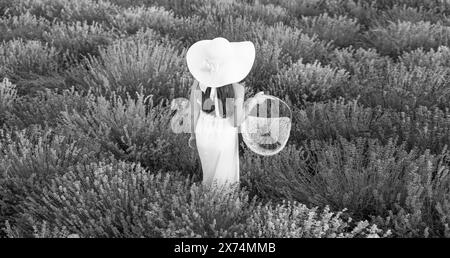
186;37;255;92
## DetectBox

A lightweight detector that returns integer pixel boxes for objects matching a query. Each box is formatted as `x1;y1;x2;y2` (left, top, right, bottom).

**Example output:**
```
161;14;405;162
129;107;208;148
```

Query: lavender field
1;0;450;238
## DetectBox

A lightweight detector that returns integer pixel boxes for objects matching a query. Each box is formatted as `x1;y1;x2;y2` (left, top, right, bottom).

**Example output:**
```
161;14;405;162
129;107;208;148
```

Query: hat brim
186;40;255;91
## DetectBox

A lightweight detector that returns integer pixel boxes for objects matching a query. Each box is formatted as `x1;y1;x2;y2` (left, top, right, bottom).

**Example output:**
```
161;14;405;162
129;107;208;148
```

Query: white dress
194;89;240;188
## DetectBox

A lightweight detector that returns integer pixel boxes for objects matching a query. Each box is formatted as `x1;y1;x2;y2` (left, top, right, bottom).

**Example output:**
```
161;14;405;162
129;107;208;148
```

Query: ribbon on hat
202;59;220;74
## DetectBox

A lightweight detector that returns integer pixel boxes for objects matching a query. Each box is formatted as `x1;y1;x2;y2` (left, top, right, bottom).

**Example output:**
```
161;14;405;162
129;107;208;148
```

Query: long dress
194;89;240;188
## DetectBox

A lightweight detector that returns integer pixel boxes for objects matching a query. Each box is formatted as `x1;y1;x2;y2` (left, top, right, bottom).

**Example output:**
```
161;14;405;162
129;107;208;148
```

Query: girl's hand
245;91;265;110
253;91;265;102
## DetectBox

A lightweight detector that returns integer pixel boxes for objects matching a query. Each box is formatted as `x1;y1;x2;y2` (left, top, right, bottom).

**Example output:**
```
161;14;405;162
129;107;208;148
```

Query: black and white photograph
1;0;450;254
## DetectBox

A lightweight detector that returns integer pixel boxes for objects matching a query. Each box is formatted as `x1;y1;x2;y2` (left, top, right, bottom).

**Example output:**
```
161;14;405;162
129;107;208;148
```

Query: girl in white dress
189;82;245;187
185;37;255;188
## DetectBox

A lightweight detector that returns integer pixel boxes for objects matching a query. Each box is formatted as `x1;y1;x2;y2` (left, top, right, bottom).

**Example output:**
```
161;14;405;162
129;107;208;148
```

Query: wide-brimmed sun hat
186;37;255;92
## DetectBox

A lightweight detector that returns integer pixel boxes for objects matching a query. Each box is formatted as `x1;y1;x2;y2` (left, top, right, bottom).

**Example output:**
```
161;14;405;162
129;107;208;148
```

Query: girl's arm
232;83;245;127
231;84;265;128
189;80;201;148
